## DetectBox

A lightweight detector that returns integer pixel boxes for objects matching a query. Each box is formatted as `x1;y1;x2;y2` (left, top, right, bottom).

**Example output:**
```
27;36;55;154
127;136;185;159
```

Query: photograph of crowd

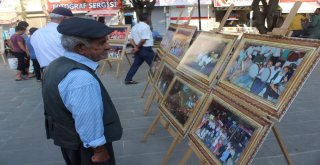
160;24;178;51
108;26;129;42
225;42;306;104
168;26;197;60
156;64;175;96
180;33;228;77
148;53;162;78
105;45;124;59
195;100;256;165
162;79;203;126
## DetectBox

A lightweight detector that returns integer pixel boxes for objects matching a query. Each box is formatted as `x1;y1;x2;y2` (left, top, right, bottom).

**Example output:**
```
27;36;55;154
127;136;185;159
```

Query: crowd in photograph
164;80;201;125
196;101;255;165
227;43;305;103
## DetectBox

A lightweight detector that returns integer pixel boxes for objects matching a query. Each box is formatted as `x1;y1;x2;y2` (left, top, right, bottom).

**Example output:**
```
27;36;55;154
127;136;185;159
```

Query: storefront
155;0;214;32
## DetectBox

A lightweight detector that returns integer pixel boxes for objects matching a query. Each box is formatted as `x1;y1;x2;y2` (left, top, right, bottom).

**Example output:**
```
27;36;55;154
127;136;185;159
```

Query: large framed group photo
189;92;272;165
167;25;197;62
160;23;178;52
177;32;237;86
160;75;208;136
217;34;320;119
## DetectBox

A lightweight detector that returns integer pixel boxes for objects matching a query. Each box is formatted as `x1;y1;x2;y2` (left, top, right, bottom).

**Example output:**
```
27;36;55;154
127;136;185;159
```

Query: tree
129;0;156;20
251;0;280;34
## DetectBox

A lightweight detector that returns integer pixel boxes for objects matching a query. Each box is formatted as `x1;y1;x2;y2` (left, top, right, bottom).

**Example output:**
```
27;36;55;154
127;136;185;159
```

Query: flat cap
52;7;73;17
57;17;112;39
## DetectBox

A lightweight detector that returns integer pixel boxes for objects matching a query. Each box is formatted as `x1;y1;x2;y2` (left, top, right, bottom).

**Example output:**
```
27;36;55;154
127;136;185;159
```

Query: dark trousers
125;46;155;81
60;142;115;165
31;59;41;80
12;52;28;72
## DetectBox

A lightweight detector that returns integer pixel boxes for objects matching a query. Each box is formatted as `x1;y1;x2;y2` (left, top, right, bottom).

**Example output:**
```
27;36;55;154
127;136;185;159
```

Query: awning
0;12;19;24
85;10;119;17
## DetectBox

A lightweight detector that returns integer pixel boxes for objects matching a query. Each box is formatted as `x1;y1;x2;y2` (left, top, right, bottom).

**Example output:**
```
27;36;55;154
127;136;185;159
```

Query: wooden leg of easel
272;126;293;165
1;53;6;64
116;61;121;79
178;147;193;165
107;61;112;68
162;134;181;165
144;88;156;116
100;61;107;76
140;78;150;98
125;52;132;66
141;111;161;142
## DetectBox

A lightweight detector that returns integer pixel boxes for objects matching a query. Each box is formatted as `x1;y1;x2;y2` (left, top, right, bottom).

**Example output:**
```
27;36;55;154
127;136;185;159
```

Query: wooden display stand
140;4;196;98
178;4;304;164
267;1;302;36
0;27;6;64
142;111;183;165
178;125;293;165
99;51;132;78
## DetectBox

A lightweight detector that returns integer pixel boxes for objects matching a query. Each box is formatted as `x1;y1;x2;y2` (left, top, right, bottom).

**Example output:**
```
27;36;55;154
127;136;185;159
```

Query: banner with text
47;0;122;12
155;0;212;6
213;0;253;7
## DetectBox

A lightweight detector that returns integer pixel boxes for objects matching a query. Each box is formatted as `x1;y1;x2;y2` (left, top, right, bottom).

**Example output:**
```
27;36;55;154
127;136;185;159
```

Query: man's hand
91;146;110;163
132;46;139;54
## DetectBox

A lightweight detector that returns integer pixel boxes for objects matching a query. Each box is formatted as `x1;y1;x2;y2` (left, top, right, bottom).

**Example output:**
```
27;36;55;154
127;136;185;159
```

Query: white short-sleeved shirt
131;21;154;47
31;22;65;67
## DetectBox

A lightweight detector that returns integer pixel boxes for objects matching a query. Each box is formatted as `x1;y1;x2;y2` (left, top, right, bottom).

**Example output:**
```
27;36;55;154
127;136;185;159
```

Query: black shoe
125;80;139;85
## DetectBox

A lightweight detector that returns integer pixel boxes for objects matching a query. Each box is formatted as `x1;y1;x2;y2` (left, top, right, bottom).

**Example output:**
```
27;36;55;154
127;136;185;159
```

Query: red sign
47;0;122;12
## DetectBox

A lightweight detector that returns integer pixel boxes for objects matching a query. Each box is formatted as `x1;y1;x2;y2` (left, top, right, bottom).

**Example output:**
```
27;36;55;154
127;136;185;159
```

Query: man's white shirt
131;22;153;47
31;22;65;67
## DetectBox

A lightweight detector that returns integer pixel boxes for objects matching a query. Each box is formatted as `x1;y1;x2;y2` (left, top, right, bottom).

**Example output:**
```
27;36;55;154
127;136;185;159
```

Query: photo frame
217;34;320;120
189;91;272;165
167;25;197;62
160;23;178;52
177;32;237;86
148;51;163;81
108;25;131;43
101;43;126;61
154;61;176;98
160;75;207;136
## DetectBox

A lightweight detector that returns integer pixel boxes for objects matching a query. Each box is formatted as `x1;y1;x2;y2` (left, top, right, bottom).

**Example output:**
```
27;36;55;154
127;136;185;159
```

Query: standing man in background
31;7;73;68
124;13;155;85
308;8;320;39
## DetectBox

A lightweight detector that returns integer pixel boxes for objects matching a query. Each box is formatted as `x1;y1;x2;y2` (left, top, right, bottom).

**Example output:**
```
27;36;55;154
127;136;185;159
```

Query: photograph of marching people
155;63;175;96
161;76;205;134
178;32;236;84
168;26;197;61
160;23;178;51
190;94;272;165
225;40;308;104
103;44;125;60
108;25;130;43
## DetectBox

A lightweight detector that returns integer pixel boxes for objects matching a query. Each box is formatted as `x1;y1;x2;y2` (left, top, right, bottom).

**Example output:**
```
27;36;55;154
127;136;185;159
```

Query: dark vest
42;57;122;150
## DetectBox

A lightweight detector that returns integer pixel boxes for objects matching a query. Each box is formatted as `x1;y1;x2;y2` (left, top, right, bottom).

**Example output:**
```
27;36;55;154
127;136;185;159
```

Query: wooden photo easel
140;4;196;98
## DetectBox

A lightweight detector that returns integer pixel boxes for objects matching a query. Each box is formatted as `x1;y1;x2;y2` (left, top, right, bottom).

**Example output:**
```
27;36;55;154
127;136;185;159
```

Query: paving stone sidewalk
0;57;319;165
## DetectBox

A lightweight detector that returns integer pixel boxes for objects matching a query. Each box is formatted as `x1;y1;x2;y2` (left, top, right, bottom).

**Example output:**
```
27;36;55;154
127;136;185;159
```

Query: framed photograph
108;25;131;43
189;92;272;165
177;32;237;85
167;25;197;62
148;51;163;81
101;44;126;61
160;76;206;136
154;62;175;98
160;23;178;52
217;34;320;120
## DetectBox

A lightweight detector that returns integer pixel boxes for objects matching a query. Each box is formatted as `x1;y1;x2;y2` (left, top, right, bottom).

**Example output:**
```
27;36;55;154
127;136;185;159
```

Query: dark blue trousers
125;46;155;81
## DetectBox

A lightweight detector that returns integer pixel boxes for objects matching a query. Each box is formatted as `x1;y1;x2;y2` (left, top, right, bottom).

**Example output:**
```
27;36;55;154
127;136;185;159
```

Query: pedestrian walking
124;13;155;85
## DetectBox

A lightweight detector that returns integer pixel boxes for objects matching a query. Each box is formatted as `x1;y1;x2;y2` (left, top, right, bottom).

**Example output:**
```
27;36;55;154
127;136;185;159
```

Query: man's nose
104;43;111;50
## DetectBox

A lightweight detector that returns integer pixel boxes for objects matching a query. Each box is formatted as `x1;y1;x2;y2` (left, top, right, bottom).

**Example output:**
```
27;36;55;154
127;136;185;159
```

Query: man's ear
75;43;87;55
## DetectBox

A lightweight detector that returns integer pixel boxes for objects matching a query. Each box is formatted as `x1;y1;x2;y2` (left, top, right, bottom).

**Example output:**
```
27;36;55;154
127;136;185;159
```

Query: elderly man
42;17;122;165
31;7;73;68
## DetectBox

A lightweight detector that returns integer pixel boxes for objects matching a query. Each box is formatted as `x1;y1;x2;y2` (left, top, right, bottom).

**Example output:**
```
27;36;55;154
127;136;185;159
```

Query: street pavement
0;56;319;165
